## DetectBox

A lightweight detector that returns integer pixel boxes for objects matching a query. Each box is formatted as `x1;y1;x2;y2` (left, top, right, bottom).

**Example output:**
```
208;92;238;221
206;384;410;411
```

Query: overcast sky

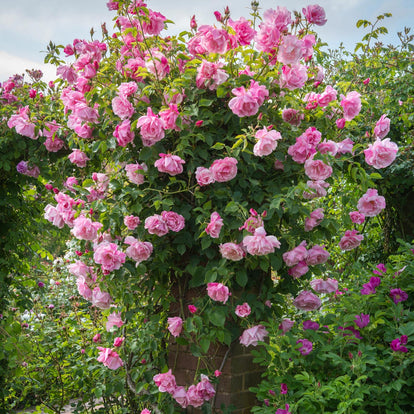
1;0;412;82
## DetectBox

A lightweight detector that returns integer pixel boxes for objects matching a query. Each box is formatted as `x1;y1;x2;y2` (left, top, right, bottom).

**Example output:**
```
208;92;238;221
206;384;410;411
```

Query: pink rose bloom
199;25;229;54
293;291;321;311
207;282;230;304
173;386;188;408
188;305;197;314
303;180;330;199
255;22;280;53
93;242;126;272
167;316;183;337
318;139;338;156
263;7;292;30
159;104;180;131
296;339;313;355
282;108;304;126
288;135;316;164
243;226;281;256
154;153;185;176
304;157;333;181
337;138;354;155
235;302;251;318
112;95;134;120
137;107;165;147
142;9;166;35
302;5;327;26
304;208;324;232
349;211;365;224
153;369;177;394
277;35;304;65
288;261;309;279
113;337;125;347
240;325;268;347
44;136;64;152
364;138;398;169
228;86;259;117
144;214;169;236
186;385;204;408
125;163;147;185
71;215;102;241
68;149;89;168
77;276;92;300
91;287;112;309
124;215;140;230
64;176;78;192
354;313;370;328
196;60;229;90
44;205;65;229
195;166;215;186
145;51;170;80
303;320;319;330
310;278;338;293
113;119;134;147
219;242;245;261
229;17;256;46
210;157;238;182
336;118;346;129
124;236;153;265
305;245;330;265
118;81;137;97
389;288;408;304
338;230;364;251
280;64;308;91
340;91;361;121
357;188;386;217
162;211;185;232
253;127;282;157
303;127;322;146
239;210;264;233
68;260;90;278
279;318;295;334
97;347;123;370
106;312;124;331
205;212;223;238
374;114;390;138
196;374;215;401
318;85;337;107
93;333;101;343
283;241;308;267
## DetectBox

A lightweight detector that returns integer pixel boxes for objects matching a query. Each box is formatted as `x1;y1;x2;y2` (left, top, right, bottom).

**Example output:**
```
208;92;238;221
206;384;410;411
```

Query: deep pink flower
153;369;177;394
279;318;295;334
113;337;125;347
306;245;330;265
124;215;140;230
282;108;304;126
93;242;126;272
188;305;197;314
349;211;365;224
71;215;102;241
297;338;313;355
288;261;309;279
276;403;291;414
288;135;316;164
390;336;408;353
144;214;169;236
235;302;251;318
124;236;153;265
210;157;238;182
340;91;361;121
137;107;165;146
303;320;319;330
304;208;324;232
229;17;256;46
106;312;124;331
280;64;308;90
283;241;308;267
162;211;185;232
196;60;228;90
113;119;134;147
68;149;89;168
390;288;408;304
293;291;321;311
354;314;370;328
302;5;327;26
205;212;223;238
154;153;185;176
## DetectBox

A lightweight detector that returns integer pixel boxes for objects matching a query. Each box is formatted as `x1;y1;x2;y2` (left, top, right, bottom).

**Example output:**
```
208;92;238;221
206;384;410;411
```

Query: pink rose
239;325;268;347
118;81;138;97
255;22;280;53
288;135;316;164
280;64;308;90
68;260;91;278
167;316;183;337
106;312;124;331
337;138;354;155
199;25;229;54
154;153;185;176
91;286;112;309
304;208;324;232
282;108;304;126
364;138;398;169
162;211;185;232
207;282;230;304
219;242;245;261
283;241;308;267
310;278;338;293
288;261;309;278
318;85;337;107
113;119;134;147
296;339;313;355
229;17;256;46
253;127;282;157
195;166;215;186
153;369;177;394
137;107;165;147
97;347;123;370
235;302;251;318
357;188;386;217
210;157;238;182
279;318;295;334
277;35;303;65
196;60;229;90
196;374;215;401
68;149;89;168
112;95;134;120
338;230;364;251
304;157;333;180
186;385;204;408
305;245;330;265
243;226;281;256
205;212;223;238
303;180;329;199
144;214;169;236
349;211;365;224
228;86;259;117
340;91;361;121
303;320;319;330
302;5;327;26
44;136;64;152
293;290;321;311
124;215;140;230
124;236;153;265
318;139;338;156
145;51;170;80
113;337;124;347
173;386;188;408
125;163;147;185
44;205;64;229
336;118;346;129
93;242;126;272
374;114;390;139
71;215;102;241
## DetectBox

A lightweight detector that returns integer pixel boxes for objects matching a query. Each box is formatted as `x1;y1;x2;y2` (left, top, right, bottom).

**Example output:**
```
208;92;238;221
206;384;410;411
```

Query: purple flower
390;336;408;353
369;276;381;287
48;304;55;309
354;314;370;328
390;288;408;304
37;281;45;288
339;326;362;339
280;383;288;394
296;338;313;355
303;320;320;330
373;263;386;275
16;160;28;174
360;283;376;295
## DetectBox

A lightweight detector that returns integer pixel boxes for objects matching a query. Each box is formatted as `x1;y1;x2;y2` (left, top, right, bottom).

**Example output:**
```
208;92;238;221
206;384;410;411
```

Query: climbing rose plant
3;0;403;412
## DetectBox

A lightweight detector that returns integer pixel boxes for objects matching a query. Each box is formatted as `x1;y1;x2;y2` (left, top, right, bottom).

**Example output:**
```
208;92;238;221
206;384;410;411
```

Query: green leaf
199;99;214;107
209;308;226;327
200;338;210;353
236;269;248;287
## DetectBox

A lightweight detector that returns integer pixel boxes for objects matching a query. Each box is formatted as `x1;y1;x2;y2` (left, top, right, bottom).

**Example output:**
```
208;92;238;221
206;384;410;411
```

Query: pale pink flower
154;153;185;176
173;386;188;408
196;60;229;90
374;114;390;138
144;214;169;236
357;188;386;217
44;135;64;152
91;287;112;309
153;369;177;394
68;260;91;278
68;149;89;167
64;176;78;192
106;312;125;331
364;138;398;169
229;17;256;46
71;215;103;241
255;22;280;53
279;318;295;334
263;7;292;30
277;35;303;65
304;157;333;180
159;104;179;130
97;347;123;370
167;316;183;337
219;242;244;261
113;119;134;147
339;230;364;251
288;261;309;278
253;127;282;157
283;241;308;267
235;302;251;318
195;166;215;186
310;278;338;293
302;5;327;26
186;385;204;408
207;282;230;304
112;95;134;119
288;135;316;164
304;208;324;232
280;64;308;91
145;51;170;80
305;245;330;265
349;211;365;224
93;242;126;272
293;290;321;311
205;212;223;238
137;107;165;146
243;226;281;256
240;325;268;347
228;86;259;117
124;236;153;265
340;91;361;121
303;127;322;146
118;81;138;97
303;180;330;199
124;215;140;230
196;374;215;401
210;157;238;182
162;211;185;232
337;138;354;155
44;204;65;228
125;163;147;185
199;25;229;54
318;139;338;156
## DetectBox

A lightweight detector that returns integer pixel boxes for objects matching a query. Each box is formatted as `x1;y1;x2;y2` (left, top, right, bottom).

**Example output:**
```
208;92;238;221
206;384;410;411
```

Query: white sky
1;0;412;82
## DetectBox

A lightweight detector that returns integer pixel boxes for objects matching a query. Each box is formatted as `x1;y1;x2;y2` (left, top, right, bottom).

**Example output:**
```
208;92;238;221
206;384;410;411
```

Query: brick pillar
168;339;263;413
